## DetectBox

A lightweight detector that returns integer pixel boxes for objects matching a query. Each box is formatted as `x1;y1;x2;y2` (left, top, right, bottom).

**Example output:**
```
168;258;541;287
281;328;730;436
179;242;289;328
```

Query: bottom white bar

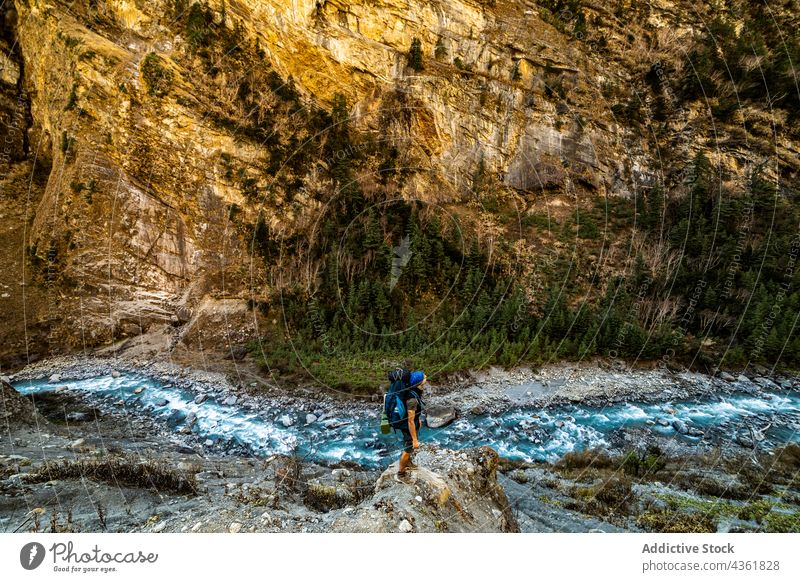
2;533;799;581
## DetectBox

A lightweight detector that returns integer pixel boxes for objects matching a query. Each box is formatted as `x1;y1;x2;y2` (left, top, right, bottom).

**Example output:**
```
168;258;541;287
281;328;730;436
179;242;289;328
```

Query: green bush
141;53;173;97
408;37;424;71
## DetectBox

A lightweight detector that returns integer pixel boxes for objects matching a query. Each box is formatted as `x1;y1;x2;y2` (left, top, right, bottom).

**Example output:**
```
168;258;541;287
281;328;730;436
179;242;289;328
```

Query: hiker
399;371;426;477
384;370;427;479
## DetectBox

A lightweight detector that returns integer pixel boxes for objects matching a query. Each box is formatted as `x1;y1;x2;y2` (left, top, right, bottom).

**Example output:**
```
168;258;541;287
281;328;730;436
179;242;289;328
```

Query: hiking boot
394;471;412;483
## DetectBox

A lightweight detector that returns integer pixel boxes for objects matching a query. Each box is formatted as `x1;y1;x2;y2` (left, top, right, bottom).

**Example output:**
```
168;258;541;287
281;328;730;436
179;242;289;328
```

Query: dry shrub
303;483;354;512
555;448;614;471
568;475;634;518
25;457;197;494
273;455;303;492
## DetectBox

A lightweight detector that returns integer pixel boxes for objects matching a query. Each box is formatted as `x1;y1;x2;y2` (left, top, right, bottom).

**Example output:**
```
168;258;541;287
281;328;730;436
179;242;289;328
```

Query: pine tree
408;37;424;71
363;210;382;250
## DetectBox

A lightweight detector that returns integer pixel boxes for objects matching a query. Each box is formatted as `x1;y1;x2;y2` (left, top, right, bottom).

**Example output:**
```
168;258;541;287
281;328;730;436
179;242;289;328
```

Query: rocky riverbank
429;361;800;414
9;354;799;419
2;378;798;533
1;377;517;533
5;355;799;464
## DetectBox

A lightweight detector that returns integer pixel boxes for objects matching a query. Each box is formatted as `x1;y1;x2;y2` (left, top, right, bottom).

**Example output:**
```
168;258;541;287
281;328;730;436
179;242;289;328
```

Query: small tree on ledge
408;37;424;71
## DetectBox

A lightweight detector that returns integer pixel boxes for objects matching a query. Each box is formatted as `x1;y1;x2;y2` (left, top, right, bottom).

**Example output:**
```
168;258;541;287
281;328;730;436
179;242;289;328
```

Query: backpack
387;367;410;384
382;371;424;434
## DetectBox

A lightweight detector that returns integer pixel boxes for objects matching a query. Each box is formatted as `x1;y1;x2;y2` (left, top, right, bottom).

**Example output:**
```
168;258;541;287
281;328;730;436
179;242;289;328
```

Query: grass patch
656;492;736;518
24;457;198;495
765;510;800;532
230;484;275;507
250;338;507;395
637;509;717;533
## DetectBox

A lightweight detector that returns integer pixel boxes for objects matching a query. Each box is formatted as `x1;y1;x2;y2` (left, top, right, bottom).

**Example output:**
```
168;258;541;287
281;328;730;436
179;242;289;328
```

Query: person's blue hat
409;371;425;386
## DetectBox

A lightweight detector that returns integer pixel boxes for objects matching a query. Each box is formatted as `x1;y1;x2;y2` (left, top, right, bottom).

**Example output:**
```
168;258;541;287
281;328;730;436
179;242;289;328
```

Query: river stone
155;398;169;407
224;396;238;406
398;519;413;533
719;372;735;382
65;411;92;422
4;455;31;466
737;375;750;383
280;414;294;427
194;394;207;404
754;377;778;390
687;427;705;437
186;411;197;427
332;468;350;481
425;405;457;428
305;414;318;425
671;419;689;434
134;387;145;394
7;474;26;487
152;521;167;533
48;374;61;383
111;370;120;378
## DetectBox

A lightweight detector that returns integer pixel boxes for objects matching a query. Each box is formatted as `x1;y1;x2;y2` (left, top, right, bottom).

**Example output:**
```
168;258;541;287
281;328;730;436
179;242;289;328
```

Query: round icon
20;542;46;570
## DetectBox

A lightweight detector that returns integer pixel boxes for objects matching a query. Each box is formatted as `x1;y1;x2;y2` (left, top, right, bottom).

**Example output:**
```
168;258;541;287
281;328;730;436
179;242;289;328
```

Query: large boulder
425;405;457;428
671;419;689;435
329;445;519;532
0;379;38;427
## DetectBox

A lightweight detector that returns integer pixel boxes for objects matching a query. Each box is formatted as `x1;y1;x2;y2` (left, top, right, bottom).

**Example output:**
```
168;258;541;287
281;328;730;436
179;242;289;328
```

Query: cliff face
0;0;798;367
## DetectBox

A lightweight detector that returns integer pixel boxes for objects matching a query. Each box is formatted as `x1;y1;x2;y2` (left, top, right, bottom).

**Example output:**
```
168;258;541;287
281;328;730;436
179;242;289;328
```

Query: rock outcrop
0;379;38;427
330;445;519;532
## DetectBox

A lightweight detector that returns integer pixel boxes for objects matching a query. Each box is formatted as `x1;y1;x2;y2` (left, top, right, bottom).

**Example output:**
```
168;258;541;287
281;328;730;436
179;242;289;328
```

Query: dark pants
400;428;414;454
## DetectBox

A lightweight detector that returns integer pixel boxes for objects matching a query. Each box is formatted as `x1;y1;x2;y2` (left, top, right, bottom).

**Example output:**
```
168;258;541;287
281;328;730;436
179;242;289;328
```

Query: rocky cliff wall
1;0;797;366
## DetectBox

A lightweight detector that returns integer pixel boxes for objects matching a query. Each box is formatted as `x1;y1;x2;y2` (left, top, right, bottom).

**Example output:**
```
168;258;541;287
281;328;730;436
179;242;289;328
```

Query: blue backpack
384;371;424;432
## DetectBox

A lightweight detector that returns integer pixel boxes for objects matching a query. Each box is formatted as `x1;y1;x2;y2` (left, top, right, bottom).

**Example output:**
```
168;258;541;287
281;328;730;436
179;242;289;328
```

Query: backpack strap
408;389;423;412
